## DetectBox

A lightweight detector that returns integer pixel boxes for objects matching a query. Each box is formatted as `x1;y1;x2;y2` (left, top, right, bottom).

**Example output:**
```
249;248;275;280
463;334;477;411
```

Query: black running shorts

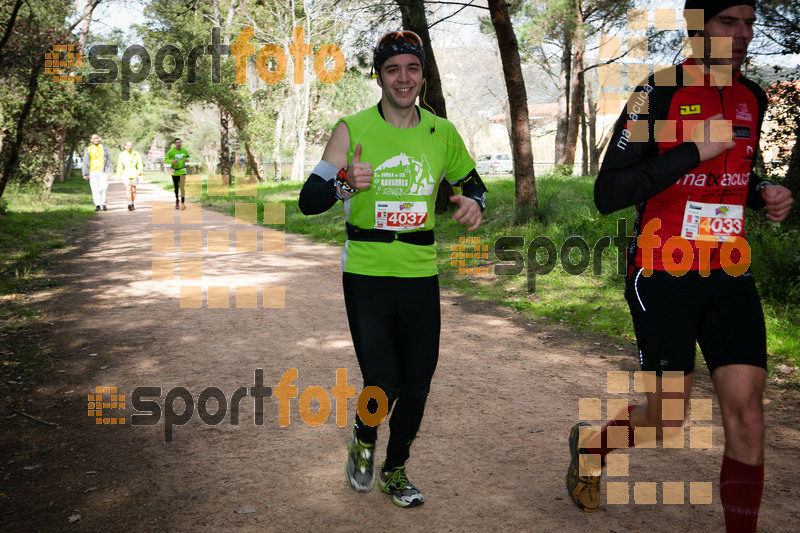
624;268;767;375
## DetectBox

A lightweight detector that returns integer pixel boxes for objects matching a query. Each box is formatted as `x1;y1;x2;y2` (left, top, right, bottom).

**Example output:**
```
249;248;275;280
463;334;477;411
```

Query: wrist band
334;179;350;200
334;166;356;200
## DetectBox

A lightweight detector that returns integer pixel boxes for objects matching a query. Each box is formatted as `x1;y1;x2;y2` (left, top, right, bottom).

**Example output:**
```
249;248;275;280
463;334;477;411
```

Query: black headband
684;0;756;34
372;32;425;75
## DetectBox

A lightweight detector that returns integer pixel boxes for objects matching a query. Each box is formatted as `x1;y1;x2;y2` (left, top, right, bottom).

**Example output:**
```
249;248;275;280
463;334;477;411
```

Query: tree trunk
0;0;100;199
0;60;42;199
554;33;572;166
586;75;599;175
580;87;588;177
78;0;101;53
0;0;24;57
503;103;513;161
62;140;78;181
487;0;537;219
62;152;74;182
397;0;446;118
564;60;584;170
243;142;265;181
596;126;613;163
219;108;231;177
229;107;266;182
272;105;284;181
564;5;584;171
214;0;236;179
49;126;67;193
291;74;310;181
396;0;455;213
43;166;57;196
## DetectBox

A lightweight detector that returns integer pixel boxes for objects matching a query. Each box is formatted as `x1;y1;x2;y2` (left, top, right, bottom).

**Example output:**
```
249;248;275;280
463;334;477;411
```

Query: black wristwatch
755;180;774;195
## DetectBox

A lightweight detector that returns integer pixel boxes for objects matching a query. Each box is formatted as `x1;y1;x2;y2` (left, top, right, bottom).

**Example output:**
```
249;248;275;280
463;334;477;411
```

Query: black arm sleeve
594;82;701;215
298;174;337;215
741;77;770;211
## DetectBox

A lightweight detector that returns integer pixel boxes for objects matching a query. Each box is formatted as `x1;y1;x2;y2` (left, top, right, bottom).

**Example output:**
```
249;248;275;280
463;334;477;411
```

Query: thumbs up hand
345;143;372;191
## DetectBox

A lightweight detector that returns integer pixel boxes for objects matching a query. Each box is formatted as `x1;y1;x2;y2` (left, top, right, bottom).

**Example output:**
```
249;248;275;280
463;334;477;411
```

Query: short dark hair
174;138;181;143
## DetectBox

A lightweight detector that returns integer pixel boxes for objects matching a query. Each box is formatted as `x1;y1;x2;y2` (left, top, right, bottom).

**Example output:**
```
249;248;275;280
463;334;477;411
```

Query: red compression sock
720;455;764;533
585;404;638;459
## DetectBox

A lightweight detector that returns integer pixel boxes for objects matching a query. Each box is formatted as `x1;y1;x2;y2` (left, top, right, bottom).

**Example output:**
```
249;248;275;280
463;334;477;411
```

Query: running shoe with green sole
567;422;603;513
345;426;376;492
378;464;424;508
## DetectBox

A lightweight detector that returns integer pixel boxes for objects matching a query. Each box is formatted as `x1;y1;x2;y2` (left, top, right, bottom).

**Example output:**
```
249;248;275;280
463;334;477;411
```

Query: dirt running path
2;179;799;532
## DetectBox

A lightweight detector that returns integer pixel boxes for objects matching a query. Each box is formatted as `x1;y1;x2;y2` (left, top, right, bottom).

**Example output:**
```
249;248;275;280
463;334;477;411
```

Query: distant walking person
165;138;189;210
117;142;142;211
82;134;113;212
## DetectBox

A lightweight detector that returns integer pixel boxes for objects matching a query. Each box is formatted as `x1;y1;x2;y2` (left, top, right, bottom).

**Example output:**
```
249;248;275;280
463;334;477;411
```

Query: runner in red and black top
567;1;793;531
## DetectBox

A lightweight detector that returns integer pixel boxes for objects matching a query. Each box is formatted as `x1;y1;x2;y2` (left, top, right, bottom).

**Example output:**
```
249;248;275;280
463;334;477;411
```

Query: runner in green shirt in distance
165;138;189;210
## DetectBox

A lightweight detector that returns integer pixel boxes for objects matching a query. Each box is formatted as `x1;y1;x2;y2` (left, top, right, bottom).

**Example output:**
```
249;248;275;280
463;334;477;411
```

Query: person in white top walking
117;142;143;211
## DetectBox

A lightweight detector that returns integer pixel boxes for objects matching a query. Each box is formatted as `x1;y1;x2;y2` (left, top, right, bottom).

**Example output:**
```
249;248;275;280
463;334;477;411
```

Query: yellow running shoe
567;422;603;513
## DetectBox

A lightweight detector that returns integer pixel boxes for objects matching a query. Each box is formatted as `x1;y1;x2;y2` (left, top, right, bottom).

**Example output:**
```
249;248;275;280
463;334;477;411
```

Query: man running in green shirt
299;30;487;508
117;142;142;211
165;138;189;210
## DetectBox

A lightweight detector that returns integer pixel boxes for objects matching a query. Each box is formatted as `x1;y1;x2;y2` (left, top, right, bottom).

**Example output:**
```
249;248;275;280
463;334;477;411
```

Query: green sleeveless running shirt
339;105;474;277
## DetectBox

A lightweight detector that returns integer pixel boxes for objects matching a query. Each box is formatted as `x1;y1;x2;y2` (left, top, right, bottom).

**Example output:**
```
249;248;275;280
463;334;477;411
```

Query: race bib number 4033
681;201;744;241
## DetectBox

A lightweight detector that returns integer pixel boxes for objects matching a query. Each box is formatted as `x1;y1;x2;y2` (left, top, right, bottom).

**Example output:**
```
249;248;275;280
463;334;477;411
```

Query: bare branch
424;0;488;10
428;2;473;29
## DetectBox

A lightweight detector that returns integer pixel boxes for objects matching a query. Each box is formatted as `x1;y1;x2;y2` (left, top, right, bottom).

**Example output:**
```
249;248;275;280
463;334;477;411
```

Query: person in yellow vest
81;133;113;212
117;142;142;211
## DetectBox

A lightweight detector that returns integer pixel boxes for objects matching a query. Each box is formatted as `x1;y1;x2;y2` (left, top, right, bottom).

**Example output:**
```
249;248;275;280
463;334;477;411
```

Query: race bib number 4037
375;201;428;231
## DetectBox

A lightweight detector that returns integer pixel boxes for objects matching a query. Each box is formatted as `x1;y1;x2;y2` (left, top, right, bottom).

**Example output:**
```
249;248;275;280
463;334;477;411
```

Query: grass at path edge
0;175;96;374
147;171;800;388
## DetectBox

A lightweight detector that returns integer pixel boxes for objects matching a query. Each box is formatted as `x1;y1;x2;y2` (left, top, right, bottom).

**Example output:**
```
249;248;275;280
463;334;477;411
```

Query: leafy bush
748;216;800;302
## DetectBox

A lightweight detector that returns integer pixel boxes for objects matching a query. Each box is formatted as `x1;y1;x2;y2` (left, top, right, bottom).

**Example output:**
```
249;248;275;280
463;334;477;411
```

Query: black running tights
342;272;440;469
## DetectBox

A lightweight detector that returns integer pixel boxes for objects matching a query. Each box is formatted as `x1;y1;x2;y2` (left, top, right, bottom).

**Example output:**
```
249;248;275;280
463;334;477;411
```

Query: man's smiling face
377;53;423;111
